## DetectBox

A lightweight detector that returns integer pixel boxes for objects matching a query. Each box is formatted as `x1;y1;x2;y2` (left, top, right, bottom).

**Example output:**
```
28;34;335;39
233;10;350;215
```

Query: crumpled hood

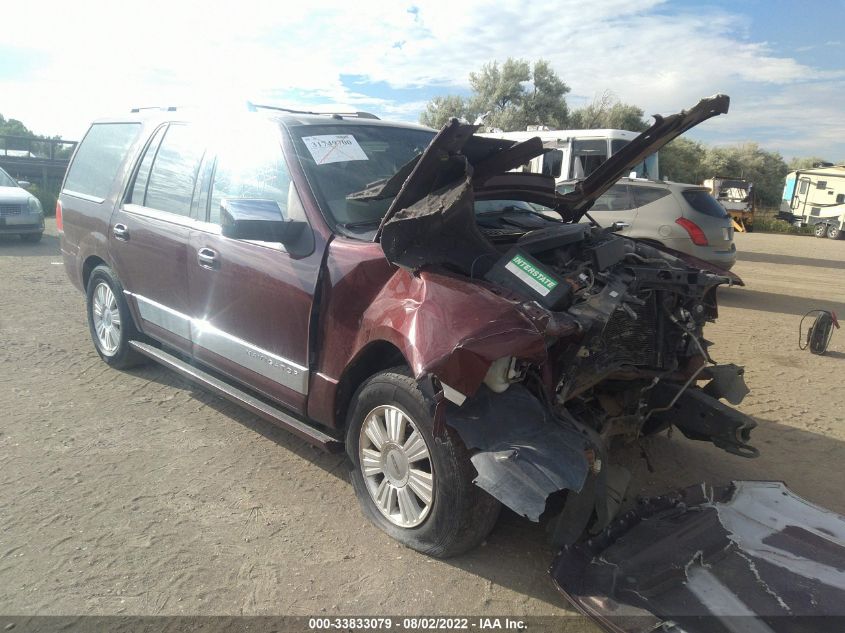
372;95;729;273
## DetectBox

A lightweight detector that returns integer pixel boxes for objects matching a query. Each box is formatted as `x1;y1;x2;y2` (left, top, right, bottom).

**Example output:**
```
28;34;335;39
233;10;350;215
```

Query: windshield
610;139;658;179
290;124;435;230
0;167;18;188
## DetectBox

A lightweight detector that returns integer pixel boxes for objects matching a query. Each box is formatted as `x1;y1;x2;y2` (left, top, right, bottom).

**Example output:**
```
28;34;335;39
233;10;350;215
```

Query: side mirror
17;180;31;189
220;198;307;243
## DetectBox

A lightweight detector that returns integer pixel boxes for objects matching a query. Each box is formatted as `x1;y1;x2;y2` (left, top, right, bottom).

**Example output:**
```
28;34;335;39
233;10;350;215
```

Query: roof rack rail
130;106;178;113
246;102;380;120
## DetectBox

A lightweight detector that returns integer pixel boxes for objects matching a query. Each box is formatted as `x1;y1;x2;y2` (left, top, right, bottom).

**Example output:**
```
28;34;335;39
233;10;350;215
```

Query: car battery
485;248;574;310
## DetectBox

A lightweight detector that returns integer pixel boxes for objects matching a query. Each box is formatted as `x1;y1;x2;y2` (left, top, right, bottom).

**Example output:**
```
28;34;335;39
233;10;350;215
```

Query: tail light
55;199;63;233
675;217;708;246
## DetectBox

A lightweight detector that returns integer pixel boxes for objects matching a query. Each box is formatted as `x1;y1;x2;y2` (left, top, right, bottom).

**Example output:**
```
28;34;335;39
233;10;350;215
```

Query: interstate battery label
504;254;559;296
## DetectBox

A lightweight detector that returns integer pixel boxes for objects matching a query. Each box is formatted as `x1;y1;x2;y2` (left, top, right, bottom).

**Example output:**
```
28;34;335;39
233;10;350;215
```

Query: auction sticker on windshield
302;134;368;165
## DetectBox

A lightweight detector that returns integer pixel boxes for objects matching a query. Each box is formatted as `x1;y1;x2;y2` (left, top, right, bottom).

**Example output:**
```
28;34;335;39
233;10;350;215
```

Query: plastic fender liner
445;384;591;521
550;481;845;633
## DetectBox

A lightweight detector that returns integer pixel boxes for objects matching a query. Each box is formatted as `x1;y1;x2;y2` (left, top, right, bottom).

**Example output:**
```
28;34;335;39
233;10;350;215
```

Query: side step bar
129;340;343;453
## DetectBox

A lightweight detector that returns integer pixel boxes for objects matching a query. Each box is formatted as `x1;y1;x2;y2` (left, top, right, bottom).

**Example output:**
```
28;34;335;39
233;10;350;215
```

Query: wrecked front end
367;95;758;541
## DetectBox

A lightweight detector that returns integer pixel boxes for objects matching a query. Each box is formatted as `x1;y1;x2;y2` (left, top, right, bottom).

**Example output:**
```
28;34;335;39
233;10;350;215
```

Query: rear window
682;189;728;218
64;123;141;202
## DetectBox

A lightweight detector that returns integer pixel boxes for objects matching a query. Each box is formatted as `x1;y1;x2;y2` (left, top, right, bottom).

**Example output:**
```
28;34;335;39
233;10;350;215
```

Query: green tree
419;58;570;131
701;143;788;207
659;137;706;183
419;95;474;129
787;156;832;170
568;91;648;132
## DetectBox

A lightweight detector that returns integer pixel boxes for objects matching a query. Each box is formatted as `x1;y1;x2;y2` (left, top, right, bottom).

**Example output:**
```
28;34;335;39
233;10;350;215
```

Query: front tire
814;223;828;238
86;265;145;369
346;370;500;558
828;225;843;240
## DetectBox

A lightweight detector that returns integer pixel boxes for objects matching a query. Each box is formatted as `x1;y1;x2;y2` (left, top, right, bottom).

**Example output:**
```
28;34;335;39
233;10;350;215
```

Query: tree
659;137;706;184
419;95;474;129
788;156;832;170
701;143;788;207
568;91;648;132
419;58;570;131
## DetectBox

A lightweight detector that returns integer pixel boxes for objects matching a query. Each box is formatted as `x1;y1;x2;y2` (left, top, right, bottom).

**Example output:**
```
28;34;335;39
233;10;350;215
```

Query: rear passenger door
586;184;636;231
109;123;205;354
186;122;325;414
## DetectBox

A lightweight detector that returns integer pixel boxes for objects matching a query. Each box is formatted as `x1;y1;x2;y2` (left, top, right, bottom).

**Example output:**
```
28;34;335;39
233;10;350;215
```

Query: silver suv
562;177;737;270
0;166;45;243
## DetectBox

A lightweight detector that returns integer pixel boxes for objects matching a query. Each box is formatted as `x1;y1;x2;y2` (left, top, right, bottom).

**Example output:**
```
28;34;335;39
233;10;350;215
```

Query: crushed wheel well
335;341;408;430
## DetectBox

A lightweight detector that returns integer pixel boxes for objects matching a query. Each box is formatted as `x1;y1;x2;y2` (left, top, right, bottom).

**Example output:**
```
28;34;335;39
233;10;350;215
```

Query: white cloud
1;0;843;157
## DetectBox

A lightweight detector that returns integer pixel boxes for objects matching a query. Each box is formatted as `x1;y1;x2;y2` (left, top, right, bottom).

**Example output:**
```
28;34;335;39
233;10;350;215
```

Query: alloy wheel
91;282;121;356
359;405;435;528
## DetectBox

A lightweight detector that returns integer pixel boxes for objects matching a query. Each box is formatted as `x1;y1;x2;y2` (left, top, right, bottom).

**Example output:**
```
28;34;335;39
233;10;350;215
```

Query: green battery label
505;254;559;296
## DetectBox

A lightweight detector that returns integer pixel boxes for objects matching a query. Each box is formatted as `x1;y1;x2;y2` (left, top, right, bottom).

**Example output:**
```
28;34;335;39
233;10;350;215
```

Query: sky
1;0;844;160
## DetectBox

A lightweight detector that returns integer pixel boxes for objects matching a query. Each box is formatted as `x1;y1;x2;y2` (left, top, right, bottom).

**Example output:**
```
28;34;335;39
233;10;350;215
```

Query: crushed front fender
445;384;591;521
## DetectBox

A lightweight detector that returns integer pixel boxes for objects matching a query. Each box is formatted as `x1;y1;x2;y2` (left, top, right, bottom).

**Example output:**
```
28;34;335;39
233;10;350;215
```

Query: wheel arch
334;340;410;432
82;255;109;291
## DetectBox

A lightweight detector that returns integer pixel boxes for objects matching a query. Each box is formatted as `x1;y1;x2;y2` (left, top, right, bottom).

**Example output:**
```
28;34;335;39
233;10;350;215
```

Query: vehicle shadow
122;361;845;609
736;250;845;270
0;232;61;257
719;286;845;317
125;361;350;482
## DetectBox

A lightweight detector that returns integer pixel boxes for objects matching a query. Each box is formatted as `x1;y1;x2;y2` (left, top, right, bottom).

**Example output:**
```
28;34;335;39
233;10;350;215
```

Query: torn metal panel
648;385;758;457
446;385;591;521
550;481;845;633
358;269;566;396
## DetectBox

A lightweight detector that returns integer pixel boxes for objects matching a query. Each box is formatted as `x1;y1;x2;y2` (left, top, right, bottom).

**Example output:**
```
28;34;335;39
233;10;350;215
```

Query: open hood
373;94;729;239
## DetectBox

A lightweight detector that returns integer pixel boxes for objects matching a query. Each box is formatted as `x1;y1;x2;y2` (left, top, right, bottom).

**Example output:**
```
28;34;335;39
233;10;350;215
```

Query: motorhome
779;164;845;239
480;128;659;185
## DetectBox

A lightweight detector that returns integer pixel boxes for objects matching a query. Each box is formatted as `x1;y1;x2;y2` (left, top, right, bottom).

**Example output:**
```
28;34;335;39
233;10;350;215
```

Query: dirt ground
1;220;844;619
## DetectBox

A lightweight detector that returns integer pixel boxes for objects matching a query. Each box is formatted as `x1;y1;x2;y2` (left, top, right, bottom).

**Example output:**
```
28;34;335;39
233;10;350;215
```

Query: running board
129;340;343;453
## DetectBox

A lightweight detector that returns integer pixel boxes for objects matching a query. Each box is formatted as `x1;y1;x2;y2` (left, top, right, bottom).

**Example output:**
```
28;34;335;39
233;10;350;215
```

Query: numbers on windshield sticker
302;135;369;165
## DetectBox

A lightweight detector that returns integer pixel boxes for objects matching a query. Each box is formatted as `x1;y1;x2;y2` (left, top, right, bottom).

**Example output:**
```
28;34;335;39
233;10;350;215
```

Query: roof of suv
92;107;434;132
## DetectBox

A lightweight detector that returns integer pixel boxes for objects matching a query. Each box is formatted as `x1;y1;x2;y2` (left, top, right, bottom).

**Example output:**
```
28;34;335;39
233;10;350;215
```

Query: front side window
143;125;204;217
571;140;607;179
209;127;291;225
0;167;17;187
64;123;141;201
290;124;435;231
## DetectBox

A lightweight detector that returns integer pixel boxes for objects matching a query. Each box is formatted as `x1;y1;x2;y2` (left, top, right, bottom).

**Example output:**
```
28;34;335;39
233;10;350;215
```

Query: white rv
779;165;845;239
479;128;659;185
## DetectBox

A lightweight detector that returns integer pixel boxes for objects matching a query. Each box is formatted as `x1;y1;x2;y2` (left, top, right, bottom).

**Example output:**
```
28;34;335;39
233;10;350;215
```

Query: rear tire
20;232;42;243
828;225;843;240
814;223;828;238
346;369;500;558
86;265;146;369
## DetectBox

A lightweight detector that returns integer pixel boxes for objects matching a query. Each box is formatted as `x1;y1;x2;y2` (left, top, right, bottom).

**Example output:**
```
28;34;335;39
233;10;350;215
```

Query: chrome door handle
197;247;219;269
113;223;129;241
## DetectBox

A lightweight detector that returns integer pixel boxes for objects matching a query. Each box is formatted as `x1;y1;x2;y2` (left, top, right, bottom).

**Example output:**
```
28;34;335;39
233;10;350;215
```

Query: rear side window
633;187;671;207
591;185;631;211
142;125;205;217
64;123;140;201
682;189;728;218
129;125;167;205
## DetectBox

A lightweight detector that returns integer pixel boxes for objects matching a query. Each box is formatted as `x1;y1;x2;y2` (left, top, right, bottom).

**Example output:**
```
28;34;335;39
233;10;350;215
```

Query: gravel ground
1;221;843;619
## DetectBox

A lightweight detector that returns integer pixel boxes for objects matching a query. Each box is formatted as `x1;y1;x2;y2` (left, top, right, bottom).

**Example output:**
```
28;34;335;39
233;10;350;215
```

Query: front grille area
0;205;23;217
603;298;659;367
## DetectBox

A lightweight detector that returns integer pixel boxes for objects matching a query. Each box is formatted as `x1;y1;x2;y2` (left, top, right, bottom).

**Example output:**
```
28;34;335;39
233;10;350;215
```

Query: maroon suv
59;95;757;558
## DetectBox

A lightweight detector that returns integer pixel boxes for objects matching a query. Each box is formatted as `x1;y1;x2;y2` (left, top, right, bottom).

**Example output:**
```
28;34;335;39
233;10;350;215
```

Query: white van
479;128;659;184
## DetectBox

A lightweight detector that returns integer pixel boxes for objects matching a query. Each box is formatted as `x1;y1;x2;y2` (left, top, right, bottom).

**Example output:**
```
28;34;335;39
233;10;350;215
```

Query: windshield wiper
476;206;557;221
